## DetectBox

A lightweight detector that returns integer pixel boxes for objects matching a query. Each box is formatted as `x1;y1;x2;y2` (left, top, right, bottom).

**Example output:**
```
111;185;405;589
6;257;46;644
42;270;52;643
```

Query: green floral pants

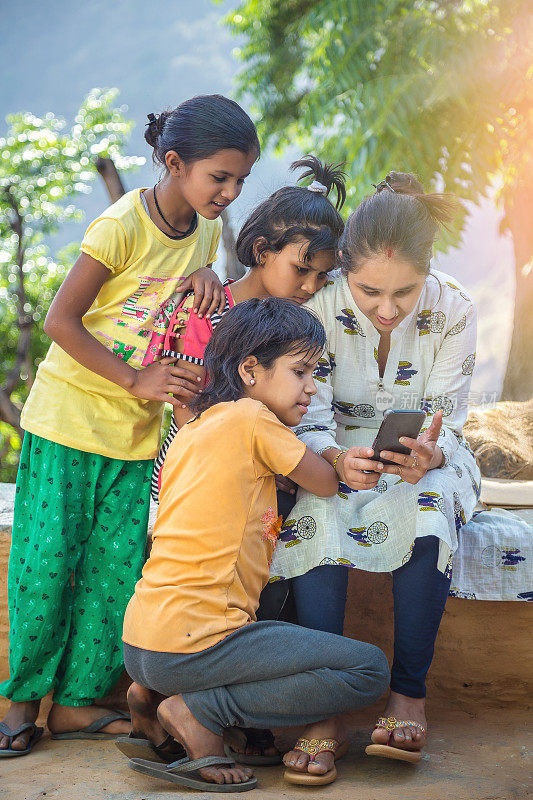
0;433;153;706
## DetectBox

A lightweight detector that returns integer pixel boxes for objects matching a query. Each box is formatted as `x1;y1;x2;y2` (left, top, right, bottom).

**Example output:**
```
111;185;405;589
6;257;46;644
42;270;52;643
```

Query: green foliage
0;88;142;481
224;0;532;233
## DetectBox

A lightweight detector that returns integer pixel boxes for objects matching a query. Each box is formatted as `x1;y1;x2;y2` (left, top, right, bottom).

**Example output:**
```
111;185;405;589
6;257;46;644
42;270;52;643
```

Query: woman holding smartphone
270;173;481;768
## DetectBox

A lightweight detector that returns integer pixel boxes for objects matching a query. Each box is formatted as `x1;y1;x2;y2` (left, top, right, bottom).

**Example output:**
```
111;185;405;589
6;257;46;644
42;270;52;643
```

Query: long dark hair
236;155;346;268
144;94;260;166
340;171;460;275
191;297;326;414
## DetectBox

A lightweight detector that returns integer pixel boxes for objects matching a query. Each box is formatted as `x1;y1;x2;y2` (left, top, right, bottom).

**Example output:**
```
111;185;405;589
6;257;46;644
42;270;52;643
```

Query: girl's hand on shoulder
336;447;383;490
129;356;202;408
179;267;225;319
380;410;444;484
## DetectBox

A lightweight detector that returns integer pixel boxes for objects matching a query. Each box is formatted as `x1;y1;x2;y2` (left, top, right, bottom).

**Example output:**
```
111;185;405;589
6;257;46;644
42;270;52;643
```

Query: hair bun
374;170;460;227
291;155;347;210
374;171;425;196
144;111;169;148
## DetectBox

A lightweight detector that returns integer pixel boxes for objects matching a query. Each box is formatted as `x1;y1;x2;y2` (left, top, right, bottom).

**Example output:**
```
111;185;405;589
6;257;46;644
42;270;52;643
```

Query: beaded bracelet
332;449;348;472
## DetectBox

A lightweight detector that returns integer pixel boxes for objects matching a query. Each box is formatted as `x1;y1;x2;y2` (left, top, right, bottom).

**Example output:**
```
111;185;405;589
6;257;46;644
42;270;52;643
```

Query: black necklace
153;183;197;238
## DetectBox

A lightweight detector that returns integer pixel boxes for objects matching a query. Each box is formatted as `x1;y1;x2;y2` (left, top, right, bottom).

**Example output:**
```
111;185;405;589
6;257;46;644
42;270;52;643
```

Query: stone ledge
0;483;15;535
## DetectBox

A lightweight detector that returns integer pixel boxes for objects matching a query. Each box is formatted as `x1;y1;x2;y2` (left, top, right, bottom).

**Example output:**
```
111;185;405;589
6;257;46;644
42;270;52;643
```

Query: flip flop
51;709;131;740
224;727;282;765
115;732;186;763
129;755;258;792
365;716;425;763
0;722;44;757
284;737;349;786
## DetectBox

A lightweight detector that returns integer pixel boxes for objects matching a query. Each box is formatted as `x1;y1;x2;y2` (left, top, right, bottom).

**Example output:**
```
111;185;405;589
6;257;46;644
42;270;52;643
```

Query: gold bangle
332;449;348;471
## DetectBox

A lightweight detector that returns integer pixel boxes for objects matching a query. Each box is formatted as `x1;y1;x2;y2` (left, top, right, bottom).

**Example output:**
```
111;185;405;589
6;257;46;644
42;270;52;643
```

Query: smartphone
371;410;426;465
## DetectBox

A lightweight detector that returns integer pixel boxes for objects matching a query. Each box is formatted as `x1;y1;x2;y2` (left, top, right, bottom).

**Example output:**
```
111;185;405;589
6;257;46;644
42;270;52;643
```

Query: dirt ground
0;705;531;800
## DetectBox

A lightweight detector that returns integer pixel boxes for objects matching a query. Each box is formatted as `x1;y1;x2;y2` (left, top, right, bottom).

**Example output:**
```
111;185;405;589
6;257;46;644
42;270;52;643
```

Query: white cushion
480;478;533;508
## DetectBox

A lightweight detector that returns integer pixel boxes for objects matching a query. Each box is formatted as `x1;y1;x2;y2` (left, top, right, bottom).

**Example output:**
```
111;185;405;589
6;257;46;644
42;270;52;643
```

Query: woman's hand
179;266;225;319
336;447;384;490
129;356;203;408
379;410;444;484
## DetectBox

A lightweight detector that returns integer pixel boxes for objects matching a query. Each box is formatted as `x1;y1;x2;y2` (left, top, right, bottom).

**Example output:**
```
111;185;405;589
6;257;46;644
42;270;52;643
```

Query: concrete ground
1;706;531;800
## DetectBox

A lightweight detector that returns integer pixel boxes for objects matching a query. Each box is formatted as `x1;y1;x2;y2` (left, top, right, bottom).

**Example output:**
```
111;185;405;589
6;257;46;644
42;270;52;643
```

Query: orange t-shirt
123;398;306;653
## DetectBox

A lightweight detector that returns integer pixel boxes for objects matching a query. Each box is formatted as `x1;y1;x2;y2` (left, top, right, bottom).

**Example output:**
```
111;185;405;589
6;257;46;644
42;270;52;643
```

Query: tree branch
221;210;245;280
0;385;23;436
95;157;126;203
3;186;33;398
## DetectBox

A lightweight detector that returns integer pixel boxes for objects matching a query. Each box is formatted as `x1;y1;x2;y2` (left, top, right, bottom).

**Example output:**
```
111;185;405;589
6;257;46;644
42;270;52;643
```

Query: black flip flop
51;709;130;740
224;727;281;765
0;722;44;757
129;755;258;792
115;732;186;763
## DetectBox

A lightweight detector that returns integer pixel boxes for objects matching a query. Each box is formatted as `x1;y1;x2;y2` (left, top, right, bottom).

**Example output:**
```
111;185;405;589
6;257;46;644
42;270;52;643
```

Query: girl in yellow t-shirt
0;95;259;756
121;298;389;792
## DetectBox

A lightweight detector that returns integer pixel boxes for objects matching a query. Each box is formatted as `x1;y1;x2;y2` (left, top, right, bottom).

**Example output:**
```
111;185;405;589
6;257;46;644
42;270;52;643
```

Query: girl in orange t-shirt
119;298;389;792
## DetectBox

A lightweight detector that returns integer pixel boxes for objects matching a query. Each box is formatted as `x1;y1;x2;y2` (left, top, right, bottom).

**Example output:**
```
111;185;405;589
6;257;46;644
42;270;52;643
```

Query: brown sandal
284;737;349;786
365;716;426;763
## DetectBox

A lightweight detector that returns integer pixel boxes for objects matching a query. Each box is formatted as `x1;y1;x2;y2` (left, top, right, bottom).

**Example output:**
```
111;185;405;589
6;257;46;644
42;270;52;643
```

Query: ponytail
376;171;459;228
340;171;461;275
291;155;347;210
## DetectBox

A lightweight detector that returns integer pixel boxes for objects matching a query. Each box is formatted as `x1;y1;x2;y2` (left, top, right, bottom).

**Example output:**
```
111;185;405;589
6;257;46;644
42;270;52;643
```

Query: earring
250;378;256;385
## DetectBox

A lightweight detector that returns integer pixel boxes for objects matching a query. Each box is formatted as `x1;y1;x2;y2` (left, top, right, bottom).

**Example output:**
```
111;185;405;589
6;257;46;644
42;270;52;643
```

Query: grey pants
124;620;389;735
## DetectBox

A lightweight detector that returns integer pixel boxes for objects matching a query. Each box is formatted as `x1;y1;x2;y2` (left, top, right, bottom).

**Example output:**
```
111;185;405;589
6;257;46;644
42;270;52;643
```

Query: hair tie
307;180;328;195
372;179;396;193
146;113;163;133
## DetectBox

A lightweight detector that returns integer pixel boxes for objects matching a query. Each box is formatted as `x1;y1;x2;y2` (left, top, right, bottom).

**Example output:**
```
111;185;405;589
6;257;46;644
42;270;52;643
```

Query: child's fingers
195;282;214;318
179;276;193;296
205;288;223;319
217;288;227;314
166;378;200;397
168;365;203;386
160;393;179;408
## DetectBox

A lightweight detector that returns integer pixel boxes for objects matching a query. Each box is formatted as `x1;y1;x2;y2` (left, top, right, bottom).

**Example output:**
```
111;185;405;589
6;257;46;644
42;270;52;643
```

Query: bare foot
370;691;427;752
283;717;346;776
224;726;279;758
47;702;131;736
157;695;253;785
0;700;41;751
127;682;183;757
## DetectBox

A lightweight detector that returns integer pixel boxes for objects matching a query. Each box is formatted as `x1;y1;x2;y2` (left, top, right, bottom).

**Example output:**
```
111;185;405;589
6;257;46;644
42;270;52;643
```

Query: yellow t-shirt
122;398;307;653
21;189;222;460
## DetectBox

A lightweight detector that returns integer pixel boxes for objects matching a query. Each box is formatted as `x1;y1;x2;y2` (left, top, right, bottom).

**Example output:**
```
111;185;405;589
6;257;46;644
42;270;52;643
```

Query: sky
0;0;515;396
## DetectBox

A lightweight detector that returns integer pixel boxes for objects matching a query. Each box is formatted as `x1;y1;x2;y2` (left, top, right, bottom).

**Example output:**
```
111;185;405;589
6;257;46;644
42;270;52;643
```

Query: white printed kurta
269;269;481;579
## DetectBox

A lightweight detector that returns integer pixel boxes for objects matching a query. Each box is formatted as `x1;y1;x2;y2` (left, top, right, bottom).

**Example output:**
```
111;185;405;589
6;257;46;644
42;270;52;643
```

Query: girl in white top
269;172;481;763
